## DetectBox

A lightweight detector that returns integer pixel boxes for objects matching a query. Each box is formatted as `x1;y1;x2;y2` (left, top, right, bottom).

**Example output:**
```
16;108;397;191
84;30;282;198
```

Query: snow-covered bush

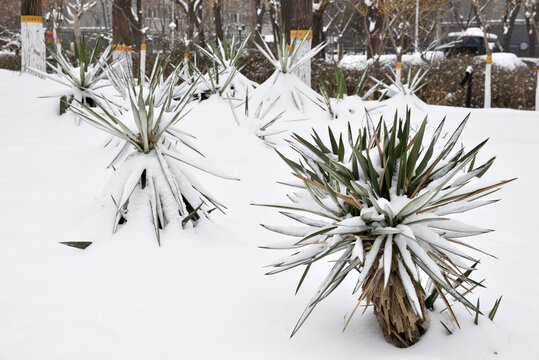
262;111;514;347
71;63;237;244
37;37;114;114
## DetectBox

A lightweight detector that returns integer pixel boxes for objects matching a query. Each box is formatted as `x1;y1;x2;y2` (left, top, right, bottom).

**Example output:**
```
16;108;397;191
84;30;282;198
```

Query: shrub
261;110;514;347
71;61;237;244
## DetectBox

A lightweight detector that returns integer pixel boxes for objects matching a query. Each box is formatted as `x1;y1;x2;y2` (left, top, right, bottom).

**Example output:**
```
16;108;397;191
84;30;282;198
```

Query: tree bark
22;0;41;15
113;0;132;45
312;0;329;58
112;0;132;70
197;0;205;48
269;2;280;38
213;0;224;42
281;0;313;86
281;0;312;42
254;0;266;44
499;2;520;52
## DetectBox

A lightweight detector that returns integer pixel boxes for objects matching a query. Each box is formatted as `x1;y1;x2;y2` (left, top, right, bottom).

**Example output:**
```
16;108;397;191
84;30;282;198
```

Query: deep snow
1;69;539;359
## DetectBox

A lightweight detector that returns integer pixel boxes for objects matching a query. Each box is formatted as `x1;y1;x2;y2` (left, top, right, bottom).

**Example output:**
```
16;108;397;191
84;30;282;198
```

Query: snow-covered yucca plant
38;36;114;113
319;65;379;119
71;63;236;244
250;32;326;115
107;56;183;112
255;31;325;75
373;67;432;99
261;111;514;347
196;34;257;98
227;92;286;147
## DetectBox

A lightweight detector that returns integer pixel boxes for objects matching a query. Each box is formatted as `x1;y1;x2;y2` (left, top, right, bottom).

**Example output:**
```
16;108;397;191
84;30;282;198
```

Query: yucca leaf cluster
262;110;513;343
254;31;325;74
319;65;379;119
39;37;114;105
373;67;432;98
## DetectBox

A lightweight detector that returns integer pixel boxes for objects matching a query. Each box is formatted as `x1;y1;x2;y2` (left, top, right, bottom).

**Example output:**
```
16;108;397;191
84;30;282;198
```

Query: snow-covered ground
340;51;528;71
340;52;445;70
1;69;539;359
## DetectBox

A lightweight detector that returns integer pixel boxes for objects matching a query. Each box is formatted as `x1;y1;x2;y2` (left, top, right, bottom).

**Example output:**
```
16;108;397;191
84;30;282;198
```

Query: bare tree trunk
113;0;132;69
281;0;312;86
21;0;45;77
281;0;311;41
312;0;329;58
269;2;280;37
254;0;266;43
22;0;41;15
197;0;205;48
213;0;224;42
498;1;520;52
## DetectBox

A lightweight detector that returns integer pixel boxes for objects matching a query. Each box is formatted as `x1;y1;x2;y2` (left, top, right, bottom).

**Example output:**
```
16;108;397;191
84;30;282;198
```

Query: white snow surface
476;52;527;71
1;69;539;359
340;52;445;70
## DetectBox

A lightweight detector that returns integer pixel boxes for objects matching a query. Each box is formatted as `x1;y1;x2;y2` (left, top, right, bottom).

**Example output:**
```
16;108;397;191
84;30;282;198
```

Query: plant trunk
364;258;426;348
21;0;45;77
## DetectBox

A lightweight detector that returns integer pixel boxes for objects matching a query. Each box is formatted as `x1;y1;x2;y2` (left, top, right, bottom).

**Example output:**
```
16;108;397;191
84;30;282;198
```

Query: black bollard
460;66;473;108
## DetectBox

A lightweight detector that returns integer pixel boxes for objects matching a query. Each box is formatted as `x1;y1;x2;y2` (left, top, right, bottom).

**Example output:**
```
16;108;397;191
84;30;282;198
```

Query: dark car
440;28;500;56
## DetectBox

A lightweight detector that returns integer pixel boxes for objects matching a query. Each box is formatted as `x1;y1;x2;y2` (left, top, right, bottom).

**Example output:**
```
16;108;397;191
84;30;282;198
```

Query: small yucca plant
227;91;286;147
255;31;325;75
71;62;237;244
373;67;432;99
319;65;380;119
261;110;514;347
250;31;326;115
196;33;256;99
37;36;114;113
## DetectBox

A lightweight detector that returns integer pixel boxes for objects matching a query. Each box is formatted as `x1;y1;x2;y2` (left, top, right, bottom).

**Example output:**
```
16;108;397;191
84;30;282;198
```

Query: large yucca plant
71;62;237;244
260;110;514;347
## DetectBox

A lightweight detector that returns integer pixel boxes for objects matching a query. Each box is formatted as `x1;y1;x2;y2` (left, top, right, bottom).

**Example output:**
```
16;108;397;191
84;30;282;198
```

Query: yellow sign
396;61;402;70
116;45;132;52
184;52;189;60
21;16;42;23
290;30;313;40
56;38;61;44
486;55;492;64
141;44;147;51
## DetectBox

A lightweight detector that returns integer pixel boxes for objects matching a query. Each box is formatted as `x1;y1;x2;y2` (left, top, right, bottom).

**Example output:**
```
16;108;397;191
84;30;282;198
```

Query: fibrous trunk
363;257;426;348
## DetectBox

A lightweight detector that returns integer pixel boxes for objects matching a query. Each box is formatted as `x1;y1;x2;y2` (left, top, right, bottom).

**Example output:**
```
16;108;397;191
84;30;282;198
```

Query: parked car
439;27;500;56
